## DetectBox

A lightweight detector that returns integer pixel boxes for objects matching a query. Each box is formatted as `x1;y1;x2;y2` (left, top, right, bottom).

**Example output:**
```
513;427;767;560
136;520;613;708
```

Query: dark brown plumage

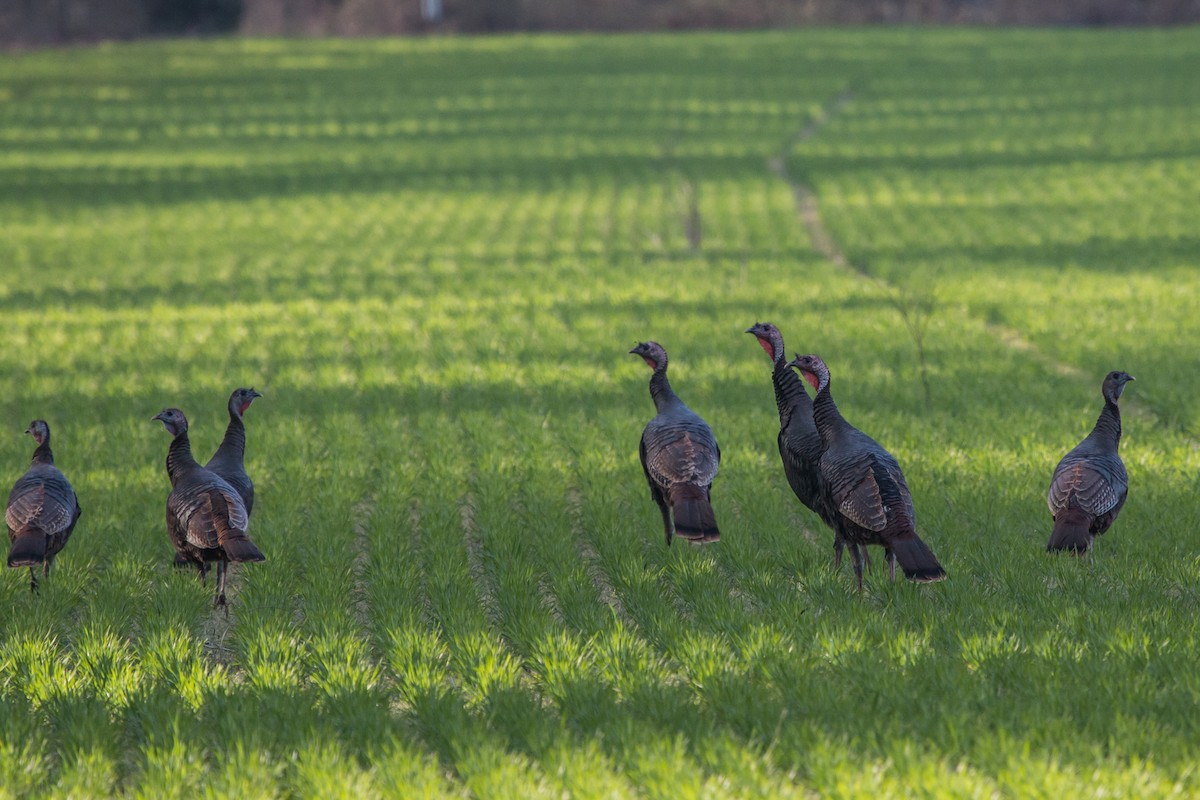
1047;371;1134;555
179;388;263;572
6;420;82;592
631;342;721;545
155;408;265;609
787;354;945;589
746;322;867;569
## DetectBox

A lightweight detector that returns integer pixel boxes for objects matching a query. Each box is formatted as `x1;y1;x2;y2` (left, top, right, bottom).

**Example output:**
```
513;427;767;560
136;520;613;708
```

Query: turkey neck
810;383;850;447
648;367;681;412
31;437;54;466
1089;397;1122;447
772;359;811;426
166;431;200;484
213;410;246;464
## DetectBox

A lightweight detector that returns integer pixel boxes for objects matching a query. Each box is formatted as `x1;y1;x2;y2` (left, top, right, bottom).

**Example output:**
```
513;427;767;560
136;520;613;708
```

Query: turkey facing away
787;354;946;589
746;322;863;569
631;341;721;545
181;387;262;571
6;421;82;593
1047;371;1134;555
155;408;265;608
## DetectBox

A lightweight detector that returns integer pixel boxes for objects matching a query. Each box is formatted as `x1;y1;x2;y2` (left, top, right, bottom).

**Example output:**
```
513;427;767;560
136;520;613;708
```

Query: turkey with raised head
746;322;863;568
787;354;945;589
1047;371;1134;555
630;341;721;545
206;387;262;514
154;408;265;609
6;421;82;593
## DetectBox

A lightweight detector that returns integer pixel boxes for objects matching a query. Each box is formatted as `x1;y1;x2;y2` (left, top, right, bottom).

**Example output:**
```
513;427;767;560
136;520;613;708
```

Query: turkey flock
7;324;1133;602
6;389;266;606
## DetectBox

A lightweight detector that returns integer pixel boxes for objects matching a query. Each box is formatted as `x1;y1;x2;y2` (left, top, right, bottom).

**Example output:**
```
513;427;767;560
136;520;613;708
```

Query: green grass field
2;27;1199;797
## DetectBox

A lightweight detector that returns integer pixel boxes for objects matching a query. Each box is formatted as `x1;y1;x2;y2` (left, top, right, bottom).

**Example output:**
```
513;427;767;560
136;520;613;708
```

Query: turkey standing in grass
206;387;262;515
630;341;721;545
6;421;81;593
746;322;864;568
1047;371;1134;555
787;354;945;589
154;408;265;608
168;387;261;570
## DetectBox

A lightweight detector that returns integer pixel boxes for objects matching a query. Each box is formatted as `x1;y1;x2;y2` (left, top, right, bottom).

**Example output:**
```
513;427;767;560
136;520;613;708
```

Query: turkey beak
628;347;640;355
250;389;263;399
152;411;168;423
743;326;756;335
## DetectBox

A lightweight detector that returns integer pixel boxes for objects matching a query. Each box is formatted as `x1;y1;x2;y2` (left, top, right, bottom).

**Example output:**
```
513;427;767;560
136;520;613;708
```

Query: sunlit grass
0;26;1198;796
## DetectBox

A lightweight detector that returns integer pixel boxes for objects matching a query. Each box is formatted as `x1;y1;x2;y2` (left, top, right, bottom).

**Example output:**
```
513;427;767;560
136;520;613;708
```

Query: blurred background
3;0;1200;46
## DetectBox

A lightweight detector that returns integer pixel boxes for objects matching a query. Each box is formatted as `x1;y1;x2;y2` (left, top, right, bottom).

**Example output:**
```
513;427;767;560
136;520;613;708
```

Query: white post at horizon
421;0;443;22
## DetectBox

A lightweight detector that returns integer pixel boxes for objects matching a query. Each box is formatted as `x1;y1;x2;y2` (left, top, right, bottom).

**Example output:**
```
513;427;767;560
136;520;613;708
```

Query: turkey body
746;322;859;567
1047;371;1134;554
632;342;721;545
166;463;263;573
156;408;265;608
6;421;81;592
789;355;945;588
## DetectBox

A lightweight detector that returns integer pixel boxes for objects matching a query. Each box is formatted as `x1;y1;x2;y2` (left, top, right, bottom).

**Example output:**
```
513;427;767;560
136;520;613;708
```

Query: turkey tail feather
209;489;265;562
889;535;946;582
7;531;47;567
668;484;720;543
1048;507;1092;554
220;534;265;563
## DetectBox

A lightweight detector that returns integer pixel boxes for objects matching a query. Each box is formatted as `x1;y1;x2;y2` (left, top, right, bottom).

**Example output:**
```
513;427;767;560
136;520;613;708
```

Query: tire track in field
460;485;504;632
505;487;568;628
537;574;568;628
770;88;1188;442
199;562;252;672
769;87;894;294
407;499;438;629
200;602;238;671
564;482;632;625
350;495;375;637
767;87;856;271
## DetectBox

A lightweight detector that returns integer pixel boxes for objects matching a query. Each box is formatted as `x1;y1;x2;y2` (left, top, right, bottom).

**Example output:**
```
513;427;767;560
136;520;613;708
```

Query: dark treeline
3;0;1199;46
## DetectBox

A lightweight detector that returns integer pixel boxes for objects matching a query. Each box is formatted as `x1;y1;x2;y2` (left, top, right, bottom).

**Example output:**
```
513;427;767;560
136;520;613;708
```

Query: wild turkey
630;341;721;545
206;387;262;513
165;388;263;571
154;408;265;608
6;421;82;593
746;322;864;568
1047;371;1134;555
787;354;945;589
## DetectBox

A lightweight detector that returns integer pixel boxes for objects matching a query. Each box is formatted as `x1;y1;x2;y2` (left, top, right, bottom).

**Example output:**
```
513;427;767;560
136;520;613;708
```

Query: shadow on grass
850;234;1200;278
